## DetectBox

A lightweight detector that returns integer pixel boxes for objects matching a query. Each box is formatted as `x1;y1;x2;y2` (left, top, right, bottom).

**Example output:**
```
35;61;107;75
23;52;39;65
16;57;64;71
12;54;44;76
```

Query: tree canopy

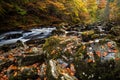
0;0;120;31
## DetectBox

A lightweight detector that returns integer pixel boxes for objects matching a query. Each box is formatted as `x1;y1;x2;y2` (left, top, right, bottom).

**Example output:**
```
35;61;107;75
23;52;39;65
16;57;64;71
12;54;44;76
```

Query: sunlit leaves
86;0;98;23
98;0;107;9
64;0;90;23
47;0;66;11
104;0;120;21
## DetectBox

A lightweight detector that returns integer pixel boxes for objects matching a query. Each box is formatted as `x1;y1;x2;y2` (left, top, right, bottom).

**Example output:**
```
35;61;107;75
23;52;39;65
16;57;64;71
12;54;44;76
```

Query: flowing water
0;27;56;46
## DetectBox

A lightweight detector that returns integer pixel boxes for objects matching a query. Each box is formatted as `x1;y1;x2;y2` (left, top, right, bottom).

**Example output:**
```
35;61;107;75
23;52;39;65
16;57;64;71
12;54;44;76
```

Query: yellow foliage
98;0;107;9
47;0;66;10
86;0;98;22
66;0;88;17
37;2;47;9
109;0;120;20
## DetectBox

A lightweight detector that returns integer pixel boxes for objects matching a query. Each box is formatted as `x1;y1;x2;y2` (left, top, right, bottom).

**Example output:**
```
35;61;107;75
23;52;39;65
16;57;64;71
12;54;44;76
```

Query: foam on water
0;27;56;46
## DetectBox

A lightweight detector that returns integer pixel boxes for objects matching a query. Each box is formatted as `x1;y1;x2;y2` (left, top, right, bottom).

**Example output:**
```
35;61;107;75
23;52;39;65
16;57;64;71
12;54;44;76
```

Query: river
0;27;56;46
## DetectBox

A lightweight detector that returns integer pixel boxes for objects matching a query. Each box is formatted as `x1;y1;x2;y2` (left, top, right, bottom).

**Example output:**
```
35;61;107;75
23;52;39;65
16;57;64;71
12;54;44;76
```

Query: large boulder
16;53;44;66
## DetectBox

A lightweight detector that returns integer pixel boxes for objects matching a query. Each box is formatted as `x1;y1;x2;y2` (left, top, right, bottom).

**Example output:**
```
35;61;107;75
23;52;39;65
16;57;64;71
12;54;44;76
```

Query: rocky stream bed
0;24;120;80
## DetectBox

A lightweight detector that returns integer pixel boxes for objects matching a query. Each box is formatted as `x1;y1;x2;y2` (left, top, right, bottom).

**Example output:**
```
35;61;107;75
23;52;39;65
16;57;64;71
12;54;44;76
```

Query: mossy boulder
81;30;95;42
110;26;120;36
43;36;84;59
43;36;61;59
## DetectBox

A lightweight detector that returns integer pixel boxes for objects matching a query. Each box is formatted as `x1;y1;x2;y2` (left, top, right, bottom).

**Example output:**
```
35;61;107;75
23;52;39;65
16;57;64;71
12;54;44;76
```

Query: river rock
17;53;45;66
65;31;81;36
0;40;28;52
48;59;78;80
51;29;65;35
31;47;39;53
25;39;46;45
2;33;22;40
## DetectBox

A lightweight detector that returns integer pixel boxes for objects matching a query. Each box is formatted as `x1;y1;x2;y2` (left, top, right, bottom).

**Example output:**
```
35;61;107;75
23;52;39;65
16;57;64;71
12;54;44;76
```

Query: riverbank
0;23;120;79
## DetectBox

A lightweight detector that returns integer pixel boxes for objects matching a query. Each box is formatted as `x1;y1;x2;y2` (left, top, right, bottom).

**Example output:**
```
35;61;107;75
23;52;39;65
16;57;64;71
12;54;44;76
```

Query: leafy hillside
0;0;120;32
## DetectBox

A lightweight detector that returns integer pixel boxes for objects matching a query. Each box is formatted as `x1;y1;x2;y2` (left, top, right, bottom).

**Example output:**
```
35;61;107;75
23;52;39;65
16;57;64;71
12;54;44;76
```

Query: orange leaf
96;51;101;57
13;72;17;77
87;59;93;63
8;65;17;70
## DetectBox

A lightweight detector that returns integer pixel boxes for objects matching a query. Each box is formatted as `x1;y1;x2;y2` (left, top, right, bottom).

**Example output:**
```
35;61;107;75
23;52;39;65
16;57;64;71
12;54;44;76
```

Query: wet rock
17;54;44;66
31;47;39;53
65;26;78;31
97;26;105;32
25;47;42;54
39;63;47;78
48;59;78;80
49;60;59;79
3;34;22;40
102;53;115;62
16;40;28;48
0;33;22;40
25;39;45;45
0;40;28;52
99;33;107;38
66;31;81;36
51;29;65;35
57;59;68;68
